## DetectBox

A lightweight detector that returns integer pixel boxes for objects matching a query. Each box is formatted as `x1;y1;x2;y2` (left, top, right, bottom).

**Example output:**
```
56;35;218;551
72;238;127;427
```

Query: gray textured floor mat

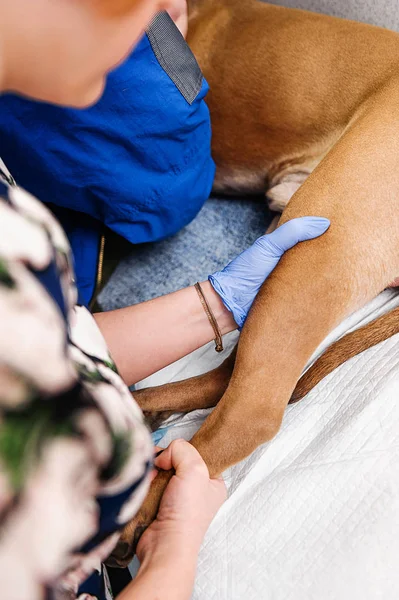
99;197;271;310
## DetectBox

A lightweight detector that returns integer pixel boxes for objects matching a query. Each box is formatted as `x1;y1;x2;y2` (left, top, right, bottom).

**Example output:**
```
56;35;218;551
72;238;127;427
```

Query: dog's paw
144;410;174;432
105;469;173;568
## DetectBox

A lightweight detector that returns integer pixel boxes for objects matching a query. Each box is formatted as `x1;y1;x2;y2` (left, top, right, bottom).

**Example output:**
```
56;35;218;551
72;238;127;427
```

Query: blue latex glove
209;217;330;329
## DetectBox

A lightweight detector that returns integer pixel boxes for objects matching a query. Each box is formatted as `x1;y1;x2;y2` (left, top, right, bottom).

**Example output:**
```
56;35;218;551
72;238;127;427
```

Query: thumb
265;217;330;254
155;439;209;478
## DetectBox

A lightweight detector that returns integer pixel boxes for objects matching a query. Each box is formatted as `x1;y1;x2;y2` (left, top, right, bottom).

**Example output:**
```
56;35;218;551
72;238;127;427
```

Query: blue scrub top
0;13;215;305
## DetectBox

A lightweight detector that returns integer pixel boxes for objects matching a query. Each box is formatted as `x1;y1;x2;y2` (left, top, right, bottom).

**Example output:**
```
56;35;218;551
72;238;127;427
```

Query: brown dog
108;0;399;567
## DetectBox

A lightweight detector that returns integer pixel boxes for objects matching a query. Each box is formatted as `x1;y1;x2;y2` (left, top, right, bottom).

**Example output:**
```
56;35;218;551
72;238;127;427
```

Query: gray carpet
267;0;399;31
99;197;271;310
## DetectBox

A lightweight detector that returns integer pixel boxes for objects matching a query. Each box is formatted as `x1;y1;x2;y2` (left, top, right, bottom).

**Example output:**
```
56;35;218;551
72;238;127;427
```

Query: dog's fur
108;0;399;567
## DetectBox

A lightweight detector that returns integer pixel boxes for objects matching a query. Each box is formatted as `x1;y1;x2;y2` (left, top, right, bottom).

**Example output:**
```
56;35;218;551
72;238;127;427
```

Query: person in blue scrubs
0;7;215;306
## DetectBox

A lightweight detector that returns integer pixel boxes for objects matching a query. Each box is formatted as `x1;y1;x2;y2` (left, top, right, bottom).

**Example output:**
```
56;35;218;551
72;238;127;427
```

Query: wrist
138;531;200;579
121;534;198;600
199;280;237;335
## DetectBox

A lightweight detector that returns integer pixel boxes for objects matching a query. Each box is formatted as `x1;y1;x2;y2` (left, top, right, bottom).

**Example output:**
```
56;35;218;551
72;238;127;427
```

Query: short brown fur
108;0;399;567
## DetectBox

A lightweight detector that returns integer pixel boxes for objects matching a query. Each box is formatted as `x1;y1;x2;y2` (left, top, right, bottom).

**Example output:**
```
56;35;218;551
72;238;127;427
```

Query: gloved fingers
260;216;330;254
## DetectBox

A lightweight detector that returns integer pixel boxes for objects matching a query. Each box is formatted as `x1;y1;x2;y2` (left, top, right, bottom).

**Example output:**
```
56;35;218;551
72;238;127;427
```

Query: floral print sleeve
0;170;153;600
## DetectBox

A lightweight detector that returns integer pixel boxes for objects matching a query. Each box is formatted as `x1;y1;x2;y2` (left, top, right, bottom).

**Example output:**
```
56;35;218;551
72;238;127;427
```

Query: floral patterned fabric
0;162;153;600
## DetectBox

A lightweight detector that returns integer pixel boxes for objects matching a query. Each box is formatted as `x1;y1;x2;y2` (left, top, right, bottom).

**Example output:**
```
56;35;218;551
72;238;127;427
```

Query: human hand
136;440;226;563
209;216;330;329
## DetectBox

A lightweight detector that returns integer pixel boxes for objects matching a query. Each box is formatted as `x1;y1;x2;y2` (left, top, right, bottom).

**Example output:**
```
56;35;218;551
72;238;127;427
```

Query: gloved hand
209;216;330;329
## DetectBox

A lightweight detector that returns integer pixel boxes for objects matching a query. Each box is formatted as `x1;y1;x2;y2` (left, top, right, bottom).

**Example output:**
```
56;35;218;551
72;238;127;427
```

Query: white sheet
136;290;399;599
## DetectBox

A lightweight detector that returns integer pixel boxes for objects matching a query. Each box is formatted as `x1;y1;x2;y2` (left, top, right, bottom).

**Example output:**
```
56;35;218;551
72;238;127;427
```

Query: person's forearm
94;281;237;386
116;542;198;600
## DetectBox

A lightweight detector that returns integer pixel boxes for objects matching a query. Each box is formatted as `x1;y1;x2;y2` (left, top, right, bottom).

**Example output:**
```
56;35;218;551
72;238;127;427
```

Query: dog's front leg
110;75;399;566
134;347;237;431
191;74;399;476
108;350;237;567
